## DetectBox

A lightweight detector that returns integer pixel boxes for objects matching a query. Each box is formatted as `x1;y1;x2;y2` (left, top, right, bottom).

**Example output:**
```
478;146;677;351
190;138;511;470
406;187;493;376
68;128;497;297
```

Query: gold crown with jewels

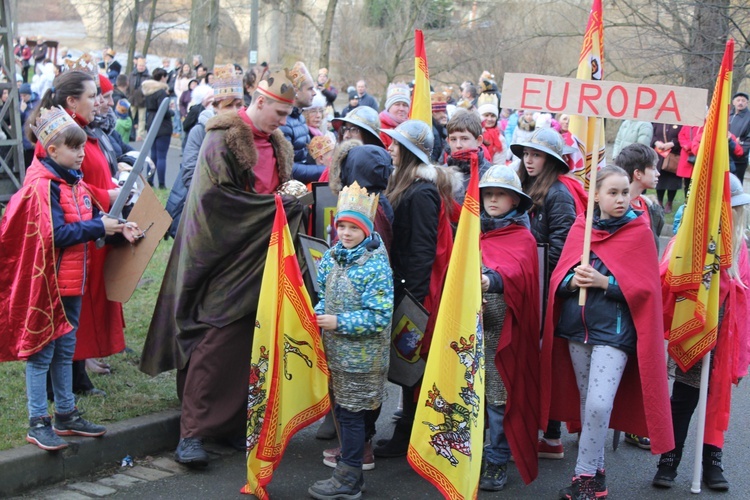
336;181;379;222
30;106;80;149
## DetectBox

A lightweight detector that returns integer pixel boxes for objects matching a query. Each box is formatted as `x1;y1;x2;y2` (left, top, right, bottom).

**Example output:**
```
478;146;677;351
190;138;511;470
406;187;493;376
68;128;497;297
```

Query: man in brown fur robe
140;71;304;466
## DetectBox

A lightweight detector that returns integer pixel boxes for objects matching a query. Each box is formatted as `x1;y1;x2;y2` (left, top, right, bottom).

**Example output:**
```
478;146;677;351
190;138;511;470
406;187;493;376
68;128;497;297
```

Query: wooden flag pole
579;117;601;306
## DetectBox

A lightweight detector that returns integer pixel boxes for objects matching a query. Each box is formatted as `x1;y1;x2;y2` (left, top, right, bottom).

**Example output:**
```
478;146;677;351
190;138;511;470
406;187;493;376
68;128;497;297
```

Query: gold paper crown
31;106;80;149
477;92;498;108
285;61;313;91
213;64;243;101
64;54;99;86
308;135;335;161
256;70;296;104
336;181;379;222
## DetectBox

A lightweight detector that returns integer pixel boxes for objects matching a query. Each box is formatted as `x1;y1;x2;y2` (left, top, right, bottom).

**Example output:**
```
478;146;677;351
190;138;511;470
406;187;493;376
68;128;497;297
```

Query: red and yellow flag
409;29;432;128
242;195;330;497
407;162;483;499
665;39;734;372
569;0;606;187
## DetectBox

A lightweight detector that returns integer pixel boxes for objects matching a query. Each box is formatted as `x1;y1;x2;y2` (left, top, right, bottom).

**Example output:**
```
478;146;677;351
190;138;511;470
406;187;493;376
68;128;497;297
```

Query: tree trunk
107;0;115;49
141;0;158;57
126;0;140;74
684;0;729;100
318;0;339;70
187;0;220;69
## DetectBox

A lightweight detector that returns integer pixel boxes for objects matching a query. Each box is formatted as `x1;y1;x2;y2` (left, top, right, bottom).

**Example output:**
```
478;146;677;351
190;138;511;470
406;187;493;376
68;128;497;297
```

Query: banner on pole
501;73;708;126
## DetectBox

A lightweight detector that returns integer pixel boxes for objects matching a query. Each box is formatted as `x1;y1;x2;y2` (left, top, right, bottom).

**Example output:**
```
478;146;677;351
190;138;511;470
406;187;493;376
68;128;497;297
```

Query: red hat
99;74;114;95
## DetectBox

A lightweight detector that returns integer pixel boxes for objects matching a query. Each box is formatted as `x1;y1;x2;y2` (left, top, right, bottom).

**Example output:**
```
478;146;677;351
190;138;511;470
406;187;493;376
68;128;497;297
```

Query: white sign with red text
501;73;708;126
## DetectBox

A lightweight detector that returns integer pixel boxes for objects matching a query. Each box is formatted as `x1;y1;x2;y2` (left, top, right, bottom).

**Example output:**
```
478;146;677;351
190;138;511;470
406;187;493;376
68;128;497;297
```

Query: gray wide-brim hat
381;120;434;165
331;106;384;147
730;173;750;207
510;127;569;171
479;164;533;213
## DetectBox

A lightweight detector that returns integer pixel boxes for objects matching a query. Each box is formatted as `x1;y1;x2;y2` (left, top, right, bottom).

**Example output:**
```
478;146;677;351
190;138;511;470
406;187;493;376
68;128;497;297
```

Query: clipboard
104;184;172;303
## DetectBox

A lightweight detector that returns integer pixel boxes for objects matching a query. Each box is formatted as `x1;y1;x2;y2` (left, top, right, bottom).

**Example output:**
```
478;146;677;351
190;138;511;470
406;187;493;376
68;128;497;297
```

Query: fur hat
385;82;411;111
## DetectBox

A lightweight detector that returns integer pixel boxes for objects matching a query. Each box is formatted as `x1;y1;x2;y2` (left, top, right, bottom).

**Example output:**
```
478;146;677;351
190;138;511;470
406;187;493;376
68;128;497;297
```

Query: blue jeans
335;405;365;468
484;403;511;465
171;97;182;133
26;296;81;418
150;134;171;188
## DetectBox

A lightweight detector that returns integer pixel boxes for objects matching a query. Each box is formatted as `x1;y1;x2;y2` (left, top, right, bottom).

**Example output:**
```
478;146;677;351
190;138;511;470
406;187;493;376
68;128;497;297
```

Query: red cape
481;223;541;484
421;203;454;355
0;159;74;361
660;238;750;447
557;174;588;216
540;214;674;454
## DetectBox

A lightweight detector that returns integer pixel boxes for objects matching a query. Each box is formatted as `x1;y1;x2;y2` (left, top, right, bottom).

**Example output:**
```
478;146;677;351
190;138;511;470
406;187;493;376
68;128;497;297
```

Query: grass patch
0;190;179;451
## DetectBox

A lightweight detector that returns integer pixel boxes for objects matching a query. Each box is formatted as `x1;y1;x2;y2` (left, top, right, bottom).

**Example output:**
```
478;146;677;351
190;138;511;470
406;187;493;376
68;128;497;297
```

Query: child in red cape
477;165;541;491
540;165;673;499
652;172;750;492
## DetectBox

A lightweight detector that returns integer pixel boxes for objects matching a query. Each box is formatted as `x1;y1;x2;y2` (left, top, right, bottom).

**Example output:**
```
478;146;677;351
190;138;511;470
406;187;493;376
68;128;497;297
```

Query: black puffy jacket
529;180;577;278
390;178;441;303
142;80;174;138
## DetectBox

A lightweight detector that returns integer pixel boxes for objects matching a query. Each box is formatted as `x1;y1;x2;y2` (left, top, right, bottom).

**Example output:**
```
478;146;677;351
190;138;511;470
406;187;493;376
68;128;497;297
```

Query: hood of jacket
198;108;216;126
141;79;168;97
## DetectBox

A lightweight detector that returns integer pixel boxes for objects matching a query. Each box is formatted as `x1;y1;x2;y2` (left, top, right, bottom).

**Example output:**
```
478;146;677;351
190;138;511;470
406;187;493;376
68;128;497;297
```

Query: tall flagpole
579;116;600;305
690;352;712;493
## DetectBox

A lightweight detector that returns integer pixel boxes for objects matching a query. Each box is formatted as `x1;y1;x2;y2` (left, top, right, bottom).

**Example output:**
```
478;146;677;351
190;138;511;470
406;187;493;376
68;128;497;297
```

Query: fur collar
141;79;168;97
415;163;463;191
328;139;363;194
205;112;293;185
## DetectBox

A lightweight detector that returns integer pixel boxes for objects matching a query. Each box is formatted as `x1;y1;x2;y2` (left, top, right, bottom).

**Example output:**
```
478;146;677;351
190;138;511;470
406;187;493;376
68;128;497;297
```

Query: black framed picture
311;182;338;245
388;290;428;388
298;234;330;296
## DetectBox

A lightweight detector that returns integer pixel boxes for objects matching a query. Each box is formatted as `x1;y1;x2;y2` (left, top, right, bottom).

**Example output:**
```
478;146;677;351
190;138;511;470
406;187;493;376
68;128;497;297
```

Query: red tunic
481;223;541;484
540;214;675;454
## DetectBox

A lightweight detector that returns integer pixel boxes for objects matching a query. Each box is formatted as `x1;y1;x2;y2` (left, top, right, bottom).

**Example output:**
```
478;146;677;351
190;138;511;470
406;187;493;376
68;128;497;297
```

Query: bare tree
141;0;159;56
125;0;140;74
187;0;220;69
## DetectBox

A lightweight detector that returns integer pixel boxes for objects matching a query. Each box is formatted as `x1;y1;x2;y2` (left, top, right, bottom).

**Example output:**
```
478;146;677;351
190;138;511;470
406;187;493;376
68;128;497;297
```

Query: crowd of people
2;43;750;500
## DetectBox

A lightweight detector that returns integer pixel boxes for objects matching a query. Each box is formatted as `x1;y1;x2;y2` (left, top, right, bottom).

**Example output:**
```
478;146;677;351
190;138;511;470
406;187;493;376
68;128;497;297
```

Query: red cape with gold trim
540;214;674;454
481;223;541;484
0;158;74;361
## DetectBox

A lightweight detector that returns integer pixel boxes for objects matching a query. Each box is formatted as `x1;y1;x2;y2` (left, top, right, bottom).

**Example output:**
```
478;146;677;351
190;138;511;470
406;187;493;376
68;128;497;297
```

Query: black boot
308;462;363;500
652;450;681;488
373;419;411;458
703;444;729;491
316;410;337;440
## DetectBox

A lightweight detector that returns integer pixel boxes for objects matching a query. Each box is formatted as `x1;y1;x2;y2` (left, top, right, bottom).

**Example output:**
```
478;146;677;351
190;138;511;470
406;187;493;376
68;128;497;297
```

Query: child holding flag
653;173;750;492
541;165;673;499
309;182;394;500
478;165;541;490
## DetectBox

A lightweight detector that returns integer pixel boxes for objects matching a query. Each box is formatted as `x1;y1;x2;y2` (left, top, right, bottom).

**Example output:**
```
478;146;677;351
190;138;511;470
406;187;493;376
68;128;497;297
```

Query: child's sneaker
624;433;651;449
559;470;607;498
322;442;375;471
538;438;564;459
558;474;599;500
27;416;69;451
53;408;106;437
479;462;508;491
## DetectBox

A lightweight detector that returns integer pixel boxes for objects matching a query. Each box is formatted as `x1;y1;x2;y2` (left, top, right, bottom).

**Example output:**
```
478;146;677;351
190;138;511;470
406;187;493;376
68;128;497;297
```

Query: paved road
24;379;750;499
66;139;743;499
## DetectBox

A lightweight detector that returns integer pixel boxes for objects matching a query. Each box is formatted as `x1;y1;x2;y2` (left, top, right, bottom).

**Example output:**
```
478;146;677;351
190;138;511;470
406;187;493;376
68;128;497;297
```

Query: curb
0;409;180;498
